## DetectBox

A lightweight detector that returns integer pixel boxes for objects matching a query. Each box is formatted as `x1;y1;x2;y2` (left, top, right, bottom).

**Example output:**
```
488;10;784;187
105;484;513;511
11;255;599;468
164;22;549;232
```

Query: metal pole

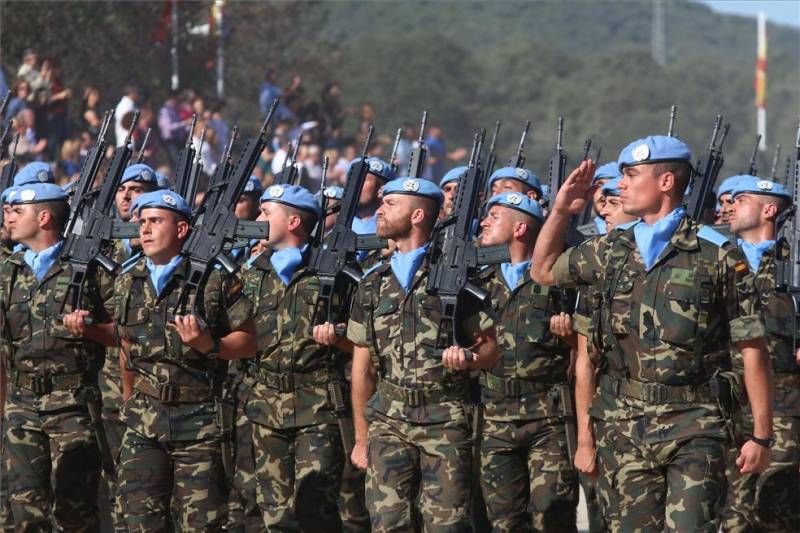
215;0;225;100
171;0;179;91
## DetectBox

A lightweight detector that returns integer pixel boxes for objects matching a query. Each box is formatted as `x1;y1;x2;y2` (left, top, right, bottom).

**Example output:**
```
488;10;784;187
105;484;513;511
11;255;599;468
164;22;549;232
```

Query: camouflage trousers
98;355;127;532
366;412;472;532
578;473;605;533
253;421;344;531
594;419;728;533
480;417;579;533
226;379;263;533
118;426;227;532
720;415;800;532
3;392;100;532
340;460;370;532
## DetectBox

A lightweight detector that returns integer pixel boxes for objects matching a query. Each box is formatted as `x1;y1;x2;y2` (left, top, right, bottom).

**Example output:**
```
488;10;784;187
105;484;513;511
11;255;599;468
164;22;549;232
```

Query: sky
699;0;800;28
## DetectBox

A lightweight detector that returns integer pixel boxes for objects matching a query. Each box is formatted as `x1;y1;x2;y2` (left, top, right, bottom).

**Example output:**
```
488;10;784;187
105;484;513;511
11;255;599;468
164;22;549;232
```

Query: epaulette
697;225;729;247
121;251;144;274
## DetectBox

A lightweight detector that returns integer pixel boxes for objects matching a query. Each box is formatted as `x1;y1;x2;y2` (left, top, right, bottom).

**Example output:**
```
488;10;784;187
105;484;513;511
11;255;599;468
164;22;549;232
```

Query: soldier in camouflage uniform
347;177;498;532
68;189;256;531
532;136;773;532
0;182;110;531
720;176;800;532
439;166;466;218
477;191;579;532
244;184;346;531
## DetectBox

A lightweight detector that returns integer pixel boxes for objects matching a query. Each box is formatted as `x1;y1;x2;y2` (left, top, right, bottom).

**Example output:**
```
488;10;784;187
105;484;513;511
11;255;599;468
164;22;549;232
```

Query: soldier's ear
657;170;675;194
176;218;190;239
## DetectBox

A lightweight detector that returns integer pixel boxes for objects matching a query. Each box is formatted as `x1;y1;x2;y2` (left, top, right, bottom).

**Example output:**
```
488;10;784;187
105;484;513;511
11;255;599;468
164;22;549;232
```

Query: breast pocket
255;295;279;346
5;292;32;341
120;307;153;357
659;282;701;349
608;272;634;335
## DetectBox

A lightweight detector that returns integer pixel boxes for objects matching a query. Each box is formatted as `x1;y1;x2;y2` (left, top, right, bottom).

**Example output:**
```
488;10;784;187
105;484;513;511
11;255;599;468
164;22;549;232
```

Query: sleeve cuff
729;314;766;344
347;319;367;347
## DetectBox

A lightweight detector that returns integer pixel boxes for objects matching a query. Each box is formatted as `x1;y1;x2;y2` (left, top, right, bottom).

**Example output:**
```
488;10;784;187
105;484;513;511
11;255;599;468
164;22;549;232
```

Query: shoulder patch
121;251;144;274
697;225;729;247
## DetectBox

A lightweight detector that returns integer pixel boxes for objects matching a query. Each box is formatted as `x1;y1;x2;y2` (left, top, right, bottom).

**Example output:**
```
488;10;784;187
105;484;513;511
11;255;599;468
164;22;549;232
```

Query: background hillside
3;0;798;177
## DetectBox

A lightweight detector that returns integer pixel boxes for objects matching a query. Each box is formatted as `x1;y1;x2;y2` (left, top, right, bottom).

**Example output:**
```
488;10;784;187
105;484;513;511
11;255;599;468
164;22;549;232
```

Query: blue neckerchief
12;243;26;253
738;239;775;273
594;215;607;235
390;243;430;292
500;260;531;291
633;207;685;270
23;240;63;282
352;215;377;263
270;244;308;285
122;239;133;258
145;254;183;296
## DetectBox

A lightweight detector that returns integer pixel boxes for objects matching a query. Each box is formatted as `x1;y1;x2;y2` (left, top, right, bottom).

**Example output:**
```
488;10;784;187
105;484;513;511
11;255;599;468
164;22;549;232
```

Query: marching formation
0;91;798;533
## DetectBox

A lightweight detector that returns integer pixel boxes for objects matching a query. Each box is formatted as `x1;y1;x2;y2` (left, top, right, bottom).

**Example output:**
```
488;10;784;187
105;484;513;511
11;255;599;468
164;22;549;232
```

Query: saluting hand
552;159;597;215
172;314;214;354
62;310;92;337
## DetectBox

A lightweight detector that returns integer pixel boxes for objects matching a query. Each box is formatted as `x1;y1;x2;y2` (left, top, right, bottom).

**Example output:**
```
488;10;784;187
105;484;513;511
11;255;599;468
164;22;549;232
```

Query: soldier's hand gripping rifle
171;100;278;325
407;111;428;178
426;131;509;360
686;115;729;221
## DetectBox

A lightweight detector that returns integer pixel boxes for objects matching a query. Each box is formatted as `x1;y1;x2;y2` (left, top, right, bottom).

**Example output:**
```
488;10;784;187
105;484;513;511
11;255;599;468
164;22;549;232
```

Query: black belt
11;369;93;396
599;374;717;404
482;373;561;397
134;375;221;404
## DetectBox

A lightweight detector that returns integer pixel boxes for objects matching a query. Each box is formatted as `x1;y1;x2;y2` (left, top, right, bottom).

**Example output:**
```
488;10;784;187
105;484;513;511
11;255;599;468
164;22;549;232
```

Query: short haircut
33;201;69;232
284;205;318;235
651;161;692;197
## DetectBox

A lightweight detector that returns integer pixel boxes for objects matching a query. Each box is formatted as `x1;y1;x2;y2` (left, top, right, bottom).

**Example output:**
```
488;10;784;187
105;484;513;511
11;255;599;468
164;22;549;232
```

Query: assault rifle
485;121;501;178
0;134;20;227
171;100;278;322
686;115;729;221
510;121;530;168
775;119;800;349
667;105;677;137
273;134;303;185
388;128;402;175
546;117;584;244
174;115;198;198
770;144;781;180
745;135;762;175
134;128;152;165
407;111;428;178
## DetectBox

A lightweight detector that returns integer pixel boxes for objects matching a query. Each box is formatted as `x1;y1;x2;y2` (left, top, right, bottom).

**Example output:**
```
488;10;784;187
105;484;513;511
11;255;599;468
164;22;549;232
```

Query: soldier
1;182;111;531
439;165;467;218
590;162;622;235
477;191;579;532
110;162;163;263
66;189;256;531
352;156;393;267
230;175;264;264
244;184;345;531
716;175;752;226
597;177;639;232
347;177;498;532
720;175;800;532
531;135;773;531
488;166;543;200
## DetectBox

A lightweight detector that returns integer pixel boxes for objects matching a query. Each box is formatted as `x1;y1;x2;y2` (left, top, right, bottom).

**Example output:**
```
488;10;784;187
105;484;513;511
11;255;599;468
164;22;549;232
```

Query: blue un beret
618;135;692;171
717;175;753;200
260;184;321;218
134;190;192;219
729;175;791;202
601;177;622;197
594;162;622;182
121;163;160;186
9;183;68;205
1;186;19;204
366;157;394;181
488;166;543;196
382;177;444;206
440;166;468;188
242;175;264;196
13;162;55;186
317;185;344;202
485;192;544;222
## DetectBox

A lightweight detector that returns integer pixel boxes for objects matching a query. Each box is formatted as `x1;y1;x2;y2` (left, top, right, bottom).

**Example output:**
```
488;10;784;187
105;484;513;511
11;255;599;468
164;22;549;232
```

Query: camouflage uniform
478;265;579;532
0;250;110;531
0;244;13;532
551;216;764;532
242;252;345;531
113;256;253;532
347;257;494;532
720;240;800;532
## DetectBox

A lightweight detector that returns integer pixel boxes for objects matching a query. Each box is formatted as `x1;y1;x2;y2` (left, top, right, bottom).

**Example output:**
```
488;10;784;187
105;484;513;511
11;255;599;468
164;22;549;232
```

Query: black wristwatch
749;434;776;449
204;338;221;360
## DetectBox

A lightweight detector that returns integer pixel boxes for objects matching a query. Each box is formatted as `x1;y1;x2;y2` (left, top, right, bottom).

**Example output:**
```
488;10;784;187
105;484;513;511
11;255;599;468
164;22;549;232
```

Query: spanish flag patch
734;261;749;277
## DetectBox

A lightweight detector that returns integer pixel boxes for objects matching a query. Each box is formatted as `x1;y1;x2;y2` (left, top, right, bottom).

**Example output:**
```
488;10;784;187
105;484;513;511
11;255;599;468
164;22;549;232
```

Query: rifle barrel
668;105;677;137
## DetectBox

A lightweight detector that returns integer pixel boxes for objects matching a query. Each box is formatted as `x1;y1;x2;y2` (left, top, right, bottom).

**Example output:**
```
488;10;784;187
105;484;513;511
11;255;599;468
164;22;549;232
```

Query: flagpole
171;0;180;91
756;12;767;151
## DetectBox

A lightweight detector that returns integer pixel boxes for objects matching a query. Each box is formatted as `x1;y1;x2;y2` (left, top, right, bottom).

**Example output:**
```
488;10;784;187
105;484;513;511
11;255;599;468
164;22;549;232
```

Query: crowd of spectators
1;50;465;198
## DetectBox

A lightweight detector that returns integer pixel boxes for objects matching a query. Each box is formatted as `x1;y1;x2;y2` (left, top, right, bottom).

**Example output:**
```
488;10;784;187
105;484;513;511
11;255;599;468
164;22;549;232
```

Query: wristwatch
749;434;776;448
204;338;221;360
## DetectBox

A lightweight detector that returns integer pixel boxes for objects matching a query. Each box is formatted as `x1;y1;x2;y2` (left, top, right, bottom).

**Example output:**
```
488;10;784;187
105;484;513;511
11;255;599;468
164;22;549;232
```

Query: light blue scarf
500;260;531;291
390;243;430;292
738;239;775;273
352;215;377;263
594;215;607;235
23;240;63;281
145;254;183;296
633;207;685;270
270;244;308;285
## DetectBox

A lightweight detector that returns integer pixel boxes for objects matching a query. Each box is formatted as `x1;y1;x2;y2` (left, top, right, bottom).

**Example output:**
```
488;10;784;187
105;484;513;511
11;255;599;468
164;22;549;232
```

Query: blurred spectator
133;106;159;162
16;49;40;86
259;69;281;117
423;124;446;181
41;58;71;160
80;86;102;138
0;67;8;98
192;95;205;118
208;99;230;148
395;123;415;171
331;142;357;185
5;78;31;126
115;84;139;146
177;89;195;121
58;138;81;179
31;87;50;150
320;82;345;148
302;144;323;182
12;108;47;161
158;89;188;165
193;119;219;177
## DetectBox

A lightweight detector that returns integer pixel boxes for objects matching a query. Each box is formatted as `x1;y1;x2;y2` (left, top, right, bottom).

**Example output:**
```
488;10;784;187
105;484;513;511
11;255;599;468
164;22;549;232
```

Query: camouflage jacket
347;255;494;424
479;265;574;421
0;248;111;411
552;216;765;442
241;251;346;429
114;255;253;441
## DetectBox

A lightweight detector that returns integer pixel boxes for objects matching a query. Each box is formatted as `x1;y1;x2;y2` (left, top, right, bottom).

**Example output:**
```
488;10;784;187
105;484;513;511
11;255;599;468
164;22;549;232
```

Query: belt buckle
159;383;178;403
279;374;294;393
32;375;51;396
405;388;422;407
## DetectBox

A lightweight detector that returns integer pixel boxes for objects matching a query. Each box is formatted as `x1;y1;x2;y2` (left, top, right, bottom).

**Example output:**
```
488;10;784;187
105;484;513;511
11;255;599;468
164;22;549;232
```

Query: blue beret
9;183;68;205
121;163;160;186
260;184;321;218
618;135;692;171
488;167;542;195
155;172;172;190
601;177;622;197
317;185;344;202
594;162;622;181
365;157;394;181
440;166;468;187
242;175;264;196
382;177;444;206
729;175;791;202
13;162;55;186
485;192;544;222
134;190;191;219
539;184;550;205
1;186;19;204
717;175;753;200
